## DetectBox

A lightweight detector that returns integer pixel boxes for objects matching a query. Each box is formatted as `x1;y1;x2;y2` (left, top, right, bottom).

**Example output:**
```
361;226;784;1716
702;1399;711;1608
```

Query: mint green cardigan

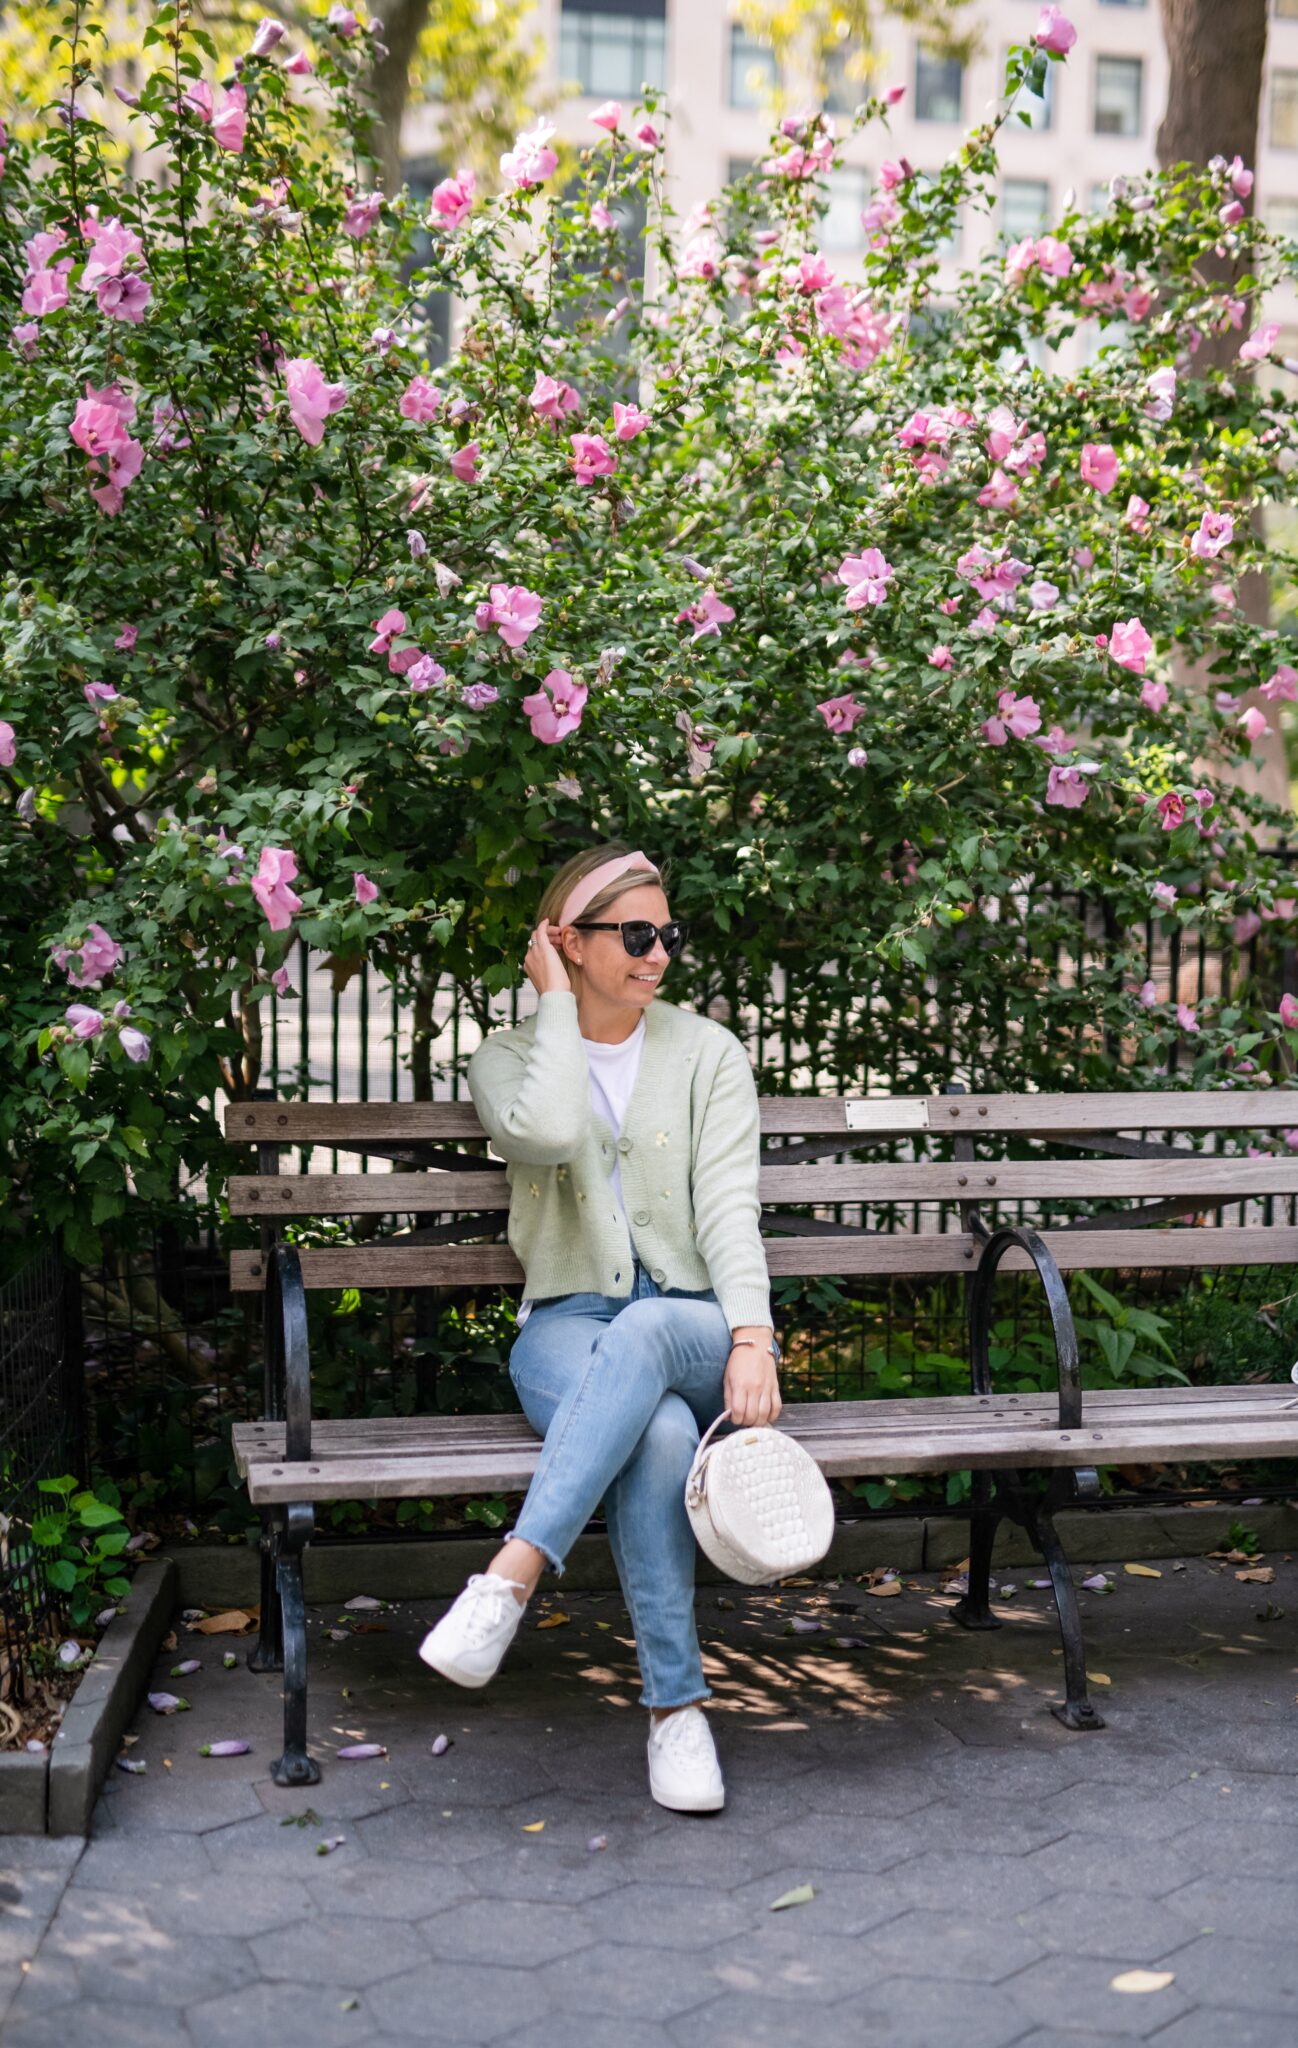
466;990;772;1334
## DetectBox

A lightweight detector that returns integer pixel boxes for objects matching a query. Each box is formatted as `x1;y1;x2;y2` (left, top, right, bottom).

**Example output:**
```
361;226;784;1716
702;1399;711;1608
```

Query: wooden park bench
224;1085;1298;1784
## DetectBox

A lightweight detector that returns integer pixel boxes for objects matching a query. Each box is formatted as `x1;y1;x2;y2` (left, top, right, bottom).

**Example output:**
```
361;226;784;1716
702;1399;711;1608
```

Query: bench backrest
223;1091;1298;1295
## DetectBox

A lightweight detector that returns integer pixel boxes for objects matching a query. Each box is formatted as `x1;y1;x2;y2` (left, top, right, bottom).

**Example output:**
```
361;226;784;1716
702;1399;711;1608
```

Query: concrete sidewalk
3;1551;1298;2046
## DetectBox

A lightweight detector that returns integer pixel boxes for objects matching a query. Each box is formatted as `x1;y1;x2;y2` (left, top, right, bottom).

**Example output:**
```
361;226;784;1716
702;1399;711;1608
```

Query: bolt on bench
225;1087;1298;1784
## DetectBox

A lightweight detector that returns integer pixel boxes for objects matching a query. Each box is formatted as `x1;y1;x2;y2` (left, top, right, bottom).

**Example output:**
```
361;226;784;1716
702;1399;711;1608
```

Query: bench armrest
263;1241;312;1461
969;1224;1082;1433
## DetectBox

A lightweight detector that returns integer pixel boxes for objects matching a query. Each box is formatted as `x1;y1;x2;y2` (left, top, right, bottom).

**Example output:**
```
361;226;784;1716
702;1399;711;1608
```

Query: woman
418;843;782;1813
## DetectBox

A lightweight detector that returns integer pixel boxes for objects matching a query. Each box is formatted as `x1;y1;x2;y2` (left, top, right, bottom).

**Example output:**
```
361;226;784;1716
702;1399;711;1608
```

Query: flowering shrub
4;1;1298;1267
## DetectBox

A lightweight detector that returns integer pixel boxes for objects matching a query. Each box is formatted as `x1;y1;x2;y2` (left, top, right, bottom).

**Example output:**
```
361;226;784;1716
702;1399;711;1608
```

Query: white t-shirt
515;1012;647;1327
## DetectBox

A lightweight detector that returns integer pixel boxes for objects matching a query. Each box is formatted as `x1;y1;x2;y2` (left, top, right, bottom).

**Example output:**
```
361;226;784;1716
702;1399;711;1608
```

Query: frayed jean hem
507;1525;564;1577
642;1683;713;1711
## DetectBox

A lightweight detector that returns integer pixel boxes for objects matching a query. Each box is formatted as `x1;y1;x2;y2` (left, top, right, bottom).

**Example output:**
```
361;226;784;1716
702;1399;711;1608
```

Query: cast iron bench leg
248;1507;285;1673
952;1473;1002;1632
271;1500;320;1786
1032;1499;1105;1731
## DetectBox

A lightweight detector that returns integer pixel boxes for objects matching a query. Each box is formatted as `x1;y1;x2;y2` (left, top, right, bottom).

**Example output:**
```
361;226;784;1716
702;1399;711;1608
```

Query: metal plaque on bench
843;1099;931;1132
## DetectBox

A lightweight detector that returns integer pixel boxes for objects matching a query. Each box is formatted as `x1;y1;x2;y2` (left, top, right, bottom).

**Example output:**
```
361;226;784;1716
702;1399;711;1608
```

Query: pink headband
556;850;661;929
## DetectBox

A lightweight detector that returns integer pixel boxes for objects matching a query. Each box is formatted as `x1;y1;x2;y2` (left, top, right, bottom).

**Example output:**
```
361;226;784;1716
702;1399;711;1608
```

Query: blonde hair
538;844;670;962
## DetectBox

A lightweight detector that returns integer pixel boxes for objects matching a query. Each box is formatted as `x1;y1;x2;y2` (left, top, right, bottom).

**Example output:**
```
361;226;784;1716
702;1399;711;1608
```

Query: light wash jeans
506;1255;782;1709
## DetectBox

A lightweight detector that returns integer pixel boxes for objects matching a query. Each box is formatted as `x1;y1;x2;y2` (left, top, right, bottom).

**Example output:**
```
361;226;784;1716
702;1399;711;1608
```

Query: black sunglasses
571;919;689;959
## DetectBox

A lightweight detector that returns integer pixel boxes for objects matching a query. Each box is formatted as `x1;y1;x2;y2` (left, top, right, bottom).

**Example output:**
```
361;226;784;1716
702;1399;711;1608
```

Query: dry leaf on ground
1236;1566;1275;1584
1090;1672;1112;1686
535;1613;570;1630
193;1609;258;1635
1124;1564;1162;1579
1110;1971;1175;1994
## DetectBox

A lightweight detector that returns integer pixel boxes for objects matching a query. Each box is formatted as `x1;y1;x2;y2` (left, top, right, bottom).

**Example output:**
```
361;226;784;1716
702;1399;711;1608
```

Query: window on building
1098;0;1146;8
823;42;867;114
558;0;667;101
821;166;871;251
1001;178;1051;241
1012;44;1054;129
1266;194;1298;237
1093;54;1142;135
398;159;454;366
1089;179;1112;213
915;46;963;122
729;22;778;109
1272;70;1298;148
914;171;960;259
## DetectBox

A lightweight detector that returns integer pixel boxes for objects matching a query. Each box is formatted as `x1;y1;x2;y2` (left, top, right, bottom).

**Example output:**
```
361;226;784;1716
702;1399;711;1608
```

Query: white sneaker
647;1705;725;1813
417;1573;530;1688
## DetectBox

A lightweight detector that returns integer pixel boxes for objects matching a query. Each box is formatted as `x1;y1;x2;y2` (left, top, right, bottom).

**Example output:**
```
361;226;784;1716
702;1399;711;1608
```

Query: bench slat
225;1158;1298;1218
229;1225;1298;1293
231;1383;1298;1471
238;1415;1298;1502
224;1091;1298;1144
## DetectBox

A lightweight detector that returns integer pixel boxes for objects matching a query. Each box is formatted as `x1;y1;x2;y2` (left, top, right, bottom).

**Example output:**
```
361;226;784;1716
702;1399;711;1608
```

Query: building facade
403;0;1298;356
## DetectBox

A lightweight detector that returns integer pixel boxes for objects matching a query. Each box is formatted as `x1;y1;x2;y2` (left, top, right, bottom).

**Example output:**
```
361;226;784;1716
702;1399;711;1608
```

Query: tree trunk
1156;0;1290;822
371;0;433;193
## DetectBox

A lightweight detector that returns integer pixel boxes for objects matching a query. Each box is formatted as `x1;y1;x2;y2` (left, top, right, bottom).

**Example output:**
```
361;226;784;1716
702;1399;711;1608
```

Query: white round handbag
684;1411;836;1586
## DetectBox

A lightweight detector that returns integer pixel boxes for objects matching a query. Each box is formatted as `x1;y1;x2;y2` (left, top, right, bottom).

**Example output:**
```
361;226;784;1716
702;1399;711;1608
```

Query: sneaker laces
653;1707;715;1762
457;1573;528;1648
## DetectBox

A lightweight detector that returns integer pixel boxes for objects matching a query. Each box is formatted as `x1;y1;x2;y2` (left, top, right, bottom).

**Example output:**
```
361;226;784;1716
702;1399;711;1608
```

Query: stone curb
167;1499;1296;1608
0;1751;48;1837
44;1557;177;1838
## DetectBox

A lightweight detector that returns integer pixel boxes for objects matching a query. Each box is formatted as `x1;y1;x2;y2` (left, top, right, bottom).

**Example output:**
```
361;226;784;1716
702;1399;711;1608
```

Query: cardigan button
634;1209;650;1225
617;1137;633;1153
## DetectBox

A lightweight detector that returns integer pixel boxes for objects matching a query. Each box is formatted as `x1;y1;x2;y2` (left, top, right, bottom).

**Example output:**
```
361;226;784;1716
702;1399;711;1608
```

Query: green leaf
769;1884;816;1910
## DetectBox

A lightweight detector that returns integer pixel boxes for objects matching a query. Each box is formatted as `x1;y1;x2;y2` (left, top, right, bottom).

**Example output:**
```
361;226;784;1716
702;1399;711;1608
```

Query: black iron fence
1;1241;81;1706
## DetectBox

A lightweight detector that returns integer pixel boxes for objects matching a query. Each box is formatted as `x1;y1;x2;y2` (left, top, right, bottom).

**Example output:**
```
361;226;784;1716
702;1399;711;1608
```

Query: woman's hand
723;1341;782;1429
523;918;576;999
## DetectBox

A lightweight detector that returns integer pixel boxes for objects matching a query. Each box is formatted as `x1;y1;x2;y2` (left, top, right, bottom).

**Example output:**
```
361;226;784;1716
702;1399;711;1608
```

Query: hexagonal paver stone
1142;2015;1298;2048
872;1850;1054;1920
304;1858;479;1920
201;1813;368;1881
575;1879;756;1953
1161;1874;1298;1943
759;1813;921;1874
793;1763;940;1820
1006;1952;1191;2039
68;1831;213;1893
1162;1818;1298;1880
462;1843;633;1906
847;1908;1045;1984
704;1923;896;2005
0;1999;188;2048
416;1895;596;1968
95;1773;265;1834
1021;1835;1194;1901
1033;1783;1199;1842
188;1976;380;2048
847;1975;1035;2048
40;1893;258;2009
536;1940;735;2023
1160;1934;1298;2016
250;1912;428;1987
666;1990;884;2048
366;1959;546;2043
501;2018;675;2048
91;1870;316;1940
1014;1891;1200;1963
